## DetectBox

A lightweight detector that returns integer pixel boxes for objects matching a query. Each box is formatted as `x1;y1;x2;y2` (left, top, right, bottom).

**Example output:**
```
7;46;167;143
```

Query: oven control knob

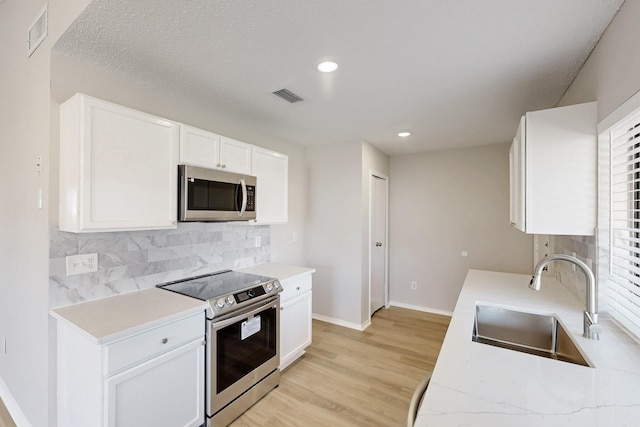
226;296;235;306
266;283;274;292
274;281;280;289
215;298;226;310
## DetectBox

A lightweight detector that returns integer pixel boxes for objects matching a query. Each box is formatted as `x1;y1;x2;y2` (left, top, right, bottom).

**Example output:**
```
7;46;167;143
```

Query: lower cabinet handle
161;338;168;344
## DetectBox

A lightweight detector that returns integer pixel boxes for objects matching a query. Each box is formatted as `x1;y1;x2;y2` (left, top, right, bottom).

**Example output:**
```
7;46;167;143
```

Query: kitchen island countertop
417;269;640;426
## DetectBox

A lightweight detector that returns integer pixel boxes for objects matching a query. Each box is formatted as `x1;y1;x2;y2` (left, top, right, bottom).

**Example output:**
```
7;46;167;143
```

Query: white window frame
598;90;640;341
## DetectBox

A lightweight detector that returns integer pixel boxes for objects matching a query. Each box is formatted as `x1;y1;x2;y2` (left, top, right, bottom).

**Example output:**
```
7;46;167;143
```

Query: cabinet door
59;94;179;232
524;102;597;235
280;291;312;370
220;136;252;174
251;146;288;224
105;339;204;427
179;124;221;169
509;116;525;231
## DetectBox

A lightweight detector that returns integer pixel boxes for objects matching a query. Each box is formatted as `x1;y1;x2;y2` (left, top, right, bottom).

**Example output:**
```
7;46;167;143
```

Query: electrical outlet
411;281;417;290
255;236;261;247
292;232;298;242
66;253;98;276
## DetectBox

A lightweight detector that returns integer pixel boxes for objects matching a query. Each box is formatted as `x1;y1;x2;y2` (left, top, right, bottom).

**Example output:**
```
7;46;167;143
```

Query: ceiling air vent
272;89;304;104
27;4;48;57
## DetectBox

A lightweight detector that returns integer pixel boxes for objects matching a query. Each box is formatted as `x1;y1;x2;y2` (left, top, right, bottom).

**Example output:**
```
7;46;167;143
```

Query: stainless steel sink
471;304;592;367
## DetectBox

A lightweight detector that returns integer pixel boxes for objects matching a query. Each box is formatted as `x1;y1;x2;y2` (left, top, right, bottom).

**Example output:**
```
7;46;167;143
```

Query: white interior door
370;175;388;316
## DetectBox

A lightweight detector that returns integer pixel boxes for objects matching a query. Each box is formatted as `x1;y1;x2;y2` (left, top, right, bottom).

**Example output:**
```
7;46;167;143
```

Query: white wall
389;143;533;313
559;0;640;118
306;141;363;326
306;141;390;327
360;142;390;323
0;1;90;425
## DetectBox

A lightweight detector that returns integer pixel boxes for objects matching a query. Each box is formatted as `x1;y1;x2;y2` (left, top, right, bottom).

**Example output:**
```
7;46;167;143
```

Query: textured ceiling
53;0;624;155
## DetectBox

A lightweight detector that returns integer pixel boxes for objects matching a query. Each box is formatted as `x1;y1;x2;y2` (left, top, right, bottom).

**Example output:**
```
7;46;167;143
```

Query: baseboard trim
0;376;31;427
389;301;454;317
312;313;370;331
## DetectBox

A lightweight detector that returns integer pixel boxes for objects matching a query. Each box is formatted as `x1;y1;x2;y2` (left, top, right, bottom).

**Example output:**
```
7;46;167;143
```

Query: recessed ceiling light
398;132;411;137
317;61;338;73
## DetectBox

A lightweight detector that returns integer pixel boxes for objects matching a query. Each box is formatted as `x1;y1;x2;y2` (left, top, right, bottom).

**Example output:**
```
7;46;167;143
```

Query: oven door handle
211;296;279;330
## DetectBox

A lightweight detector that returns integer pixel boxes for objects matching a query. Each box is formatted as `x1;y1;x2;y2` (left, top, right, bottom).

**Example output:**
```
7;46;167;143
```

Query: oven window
216;306;277;394
187;179;239;211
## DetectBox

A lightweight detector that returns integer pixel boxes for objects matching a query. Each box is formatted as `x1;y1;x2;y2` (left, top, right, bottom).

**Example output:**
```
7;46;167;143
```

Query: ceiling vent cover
27;4;48;57
272;89;303;104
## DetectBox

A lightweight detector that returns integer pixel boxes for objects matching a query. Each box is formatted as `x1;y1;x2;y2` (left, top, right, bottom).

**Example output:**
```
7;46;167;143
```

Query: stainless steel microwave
178;165;257;222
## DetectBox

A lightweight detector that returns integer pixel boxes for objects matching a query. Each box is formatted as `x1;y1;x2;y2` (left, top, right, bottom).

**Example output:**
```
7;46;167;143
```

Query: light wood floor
230;306;450;427
0;397;16;427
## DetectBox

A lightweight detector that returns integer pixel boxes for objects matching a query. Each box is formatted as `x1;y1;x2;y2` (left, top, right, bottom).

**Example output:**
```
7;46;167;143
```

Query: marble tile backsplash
49;223;270;308
549;234;597;306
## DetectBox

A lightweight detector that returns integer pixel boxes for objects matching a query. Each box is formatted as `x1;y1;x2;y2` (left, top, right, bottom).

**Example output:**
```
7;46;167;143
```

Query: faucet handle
588;323;603;336
583;312;602;340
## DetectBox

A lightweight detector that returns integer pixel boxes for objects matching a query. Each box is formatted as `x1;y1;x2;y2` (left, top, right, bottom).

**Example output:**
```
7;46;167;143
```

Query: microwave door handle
239;178;247;216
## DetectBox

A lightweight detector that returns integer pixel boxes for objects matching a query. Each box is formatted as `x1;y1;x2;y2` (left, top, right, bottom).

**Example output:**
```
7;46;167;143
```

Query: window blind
609;111;640;339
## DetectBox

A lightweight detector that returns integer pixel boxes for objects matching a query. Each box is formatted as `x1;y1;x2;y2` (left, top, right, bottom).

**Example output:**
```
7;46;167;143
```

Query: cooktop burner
157;269;281;317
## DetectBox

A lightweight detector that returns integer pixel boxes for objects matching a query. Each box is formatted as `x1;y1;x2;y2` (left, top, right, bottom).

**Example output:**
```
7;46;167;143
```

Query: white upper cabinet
251;146;288;224
59;93;179;233
509;101;597;235
509;117;525;231
220;136;252;175
179;125;220;169
179;125;252;175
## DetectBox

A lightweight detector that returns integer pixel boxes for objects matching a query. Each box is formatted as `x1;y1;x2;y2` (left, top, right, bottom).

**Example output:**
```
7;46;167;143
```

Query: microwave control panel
246;185;256;211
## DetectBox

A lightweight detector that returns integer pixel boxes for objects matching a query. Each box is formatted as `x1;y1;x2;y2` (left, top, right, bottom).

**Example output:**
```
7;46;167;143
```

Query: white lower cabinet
105;339;204;427
57;311;205;427
279;274;312;370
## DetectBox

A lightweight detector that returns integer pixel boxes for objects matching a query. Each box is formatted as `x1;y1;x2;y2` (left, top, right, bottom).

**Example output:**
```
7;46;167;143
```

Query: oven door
207;295;280;417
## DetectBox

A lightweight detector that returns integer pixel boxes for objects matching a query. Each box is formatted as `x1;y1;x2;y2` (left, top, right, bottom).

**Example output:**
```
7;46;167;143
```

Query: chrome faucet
530;254;601;340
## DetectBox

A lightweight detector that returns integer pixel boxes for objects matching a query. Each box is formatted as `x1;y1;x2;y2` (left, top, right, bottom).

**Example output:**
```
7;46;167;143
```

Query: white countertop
50;264;315;344
417;269;640;426
235;263;315;281
50;288;208;344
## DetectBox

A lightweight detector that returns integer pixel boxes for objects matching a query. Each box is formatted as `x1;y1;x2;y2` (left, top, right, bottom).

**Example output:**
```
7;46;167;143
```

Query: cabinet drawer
280;275;312;303
104;312;204;375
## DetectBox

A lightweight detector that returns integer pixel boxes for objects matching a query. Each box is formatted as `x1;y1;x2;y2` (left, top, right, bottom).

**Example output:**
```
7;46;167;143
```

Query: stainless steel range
158;270;282;427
